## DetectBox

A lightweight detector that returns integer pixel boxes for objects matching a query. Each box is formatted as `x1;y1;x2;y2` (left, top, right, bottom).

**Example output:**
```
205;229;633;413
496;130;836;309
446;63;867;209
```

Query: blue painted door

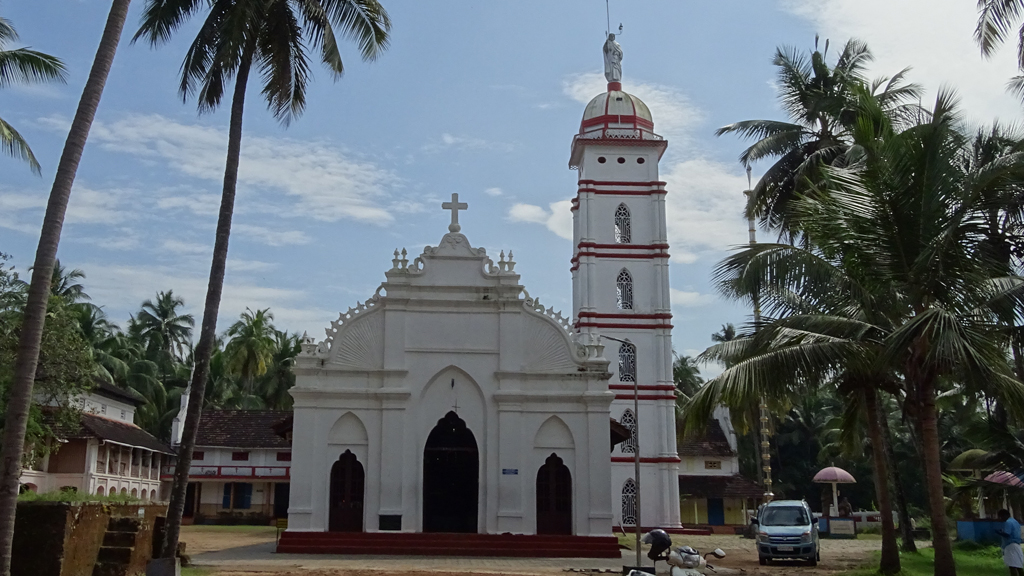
707;498;725;525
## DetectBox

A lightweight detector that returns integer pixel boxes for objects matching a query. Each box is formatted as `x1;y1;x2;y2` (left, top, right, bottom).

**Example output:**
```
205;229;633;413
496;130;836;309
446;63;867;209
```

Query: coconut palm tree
133;0;391;556
2;2;133;572
691;90;1024;576
45;260;89;303
259;330;300;410
224;307;275;394
716;38;919;238
132;290;194;364
0;16;66;174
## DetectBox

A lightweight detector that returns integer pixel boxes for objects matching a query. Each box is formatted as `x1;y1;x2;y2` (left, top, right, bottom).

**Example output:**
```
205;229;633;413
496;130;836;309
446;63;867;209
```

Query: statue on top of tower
603;33;622;83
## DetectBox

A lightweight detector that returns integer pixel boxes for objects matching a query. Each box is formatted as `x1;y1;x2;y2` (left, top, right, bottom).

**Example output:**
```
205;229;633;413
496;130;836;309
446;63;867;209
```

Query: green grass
181;567;211;576
840;545;1004;576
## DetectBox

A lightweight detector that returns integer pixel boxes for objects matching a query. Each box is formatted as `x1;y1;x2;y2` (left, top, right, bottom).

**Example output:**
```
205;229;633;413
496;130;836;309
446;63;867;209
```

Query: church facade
286;211;617;537
285;39;691;546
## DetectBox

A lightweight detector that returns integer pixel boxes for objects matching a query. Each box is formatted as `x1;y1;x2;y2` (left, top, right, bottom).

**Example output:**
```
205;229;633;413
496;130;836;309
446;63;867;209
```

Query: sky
2;0;1023;375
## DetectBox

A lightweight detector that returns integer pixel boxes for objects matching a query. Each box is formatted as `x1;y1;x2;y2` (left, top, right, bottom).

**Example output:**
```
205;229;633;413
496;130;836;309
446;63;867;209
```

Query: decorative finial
441;193;469;233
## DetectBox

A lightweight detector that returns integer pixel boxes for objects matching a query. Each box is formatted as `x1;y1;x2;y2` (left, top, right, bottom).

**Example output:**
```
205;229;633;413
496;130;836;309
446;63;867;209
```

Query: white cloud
670;288;716;308
228;259;277;273
65;186;132;225
781;0;1023;123
484;187;503;197
508;201;573;240
155;191;221;217
162;239;209;255
423;133;513;153
75;114;402;224
562;72;704;148
0;184;135;233
83;263;330;334
233;224;312;247
663;158;750;263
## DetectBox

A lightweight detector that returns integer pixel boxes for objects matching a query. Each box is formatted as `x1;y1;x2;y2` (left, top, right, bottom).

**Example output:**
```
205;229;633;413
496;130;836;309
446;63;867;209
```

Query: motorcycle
626;529;727;576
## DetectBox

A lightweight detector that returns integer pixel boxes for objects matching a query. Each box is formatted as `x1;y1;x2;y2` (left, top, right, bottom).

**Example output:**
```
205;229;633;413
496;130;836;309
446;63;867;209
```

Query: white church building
280;36;698;556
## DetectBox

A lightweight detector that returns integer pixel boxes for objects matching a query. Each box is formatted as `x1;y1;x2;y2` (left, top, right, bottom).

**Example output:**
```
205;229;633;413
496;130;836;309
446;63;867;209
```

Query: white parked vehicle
752;500;820;566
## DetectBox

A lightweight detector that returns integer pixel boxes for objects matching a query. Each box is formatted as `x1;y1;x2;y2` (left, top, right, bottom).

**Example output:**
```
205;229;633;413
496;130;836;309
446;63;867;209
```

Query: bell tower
569;36;681;529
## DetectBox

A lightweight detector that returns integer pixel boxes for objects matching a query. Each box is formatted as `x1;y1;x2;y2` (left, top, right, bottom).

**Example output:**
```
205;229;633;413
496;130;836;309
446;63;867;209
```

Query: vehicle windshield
761;506;810;527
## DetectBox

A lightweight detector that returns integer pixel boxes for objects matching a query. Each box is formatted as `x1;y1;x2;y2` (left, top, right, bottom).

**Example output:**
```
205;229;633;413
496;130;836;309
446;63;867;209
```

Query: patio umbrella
983;471;1024;512
813;466;856;516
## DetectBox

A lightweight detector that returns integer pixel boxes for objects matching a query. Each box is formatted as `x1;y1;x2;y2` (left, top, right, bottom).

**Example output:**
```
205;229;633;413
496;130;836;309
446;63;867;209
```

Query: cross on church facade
442;193;468;233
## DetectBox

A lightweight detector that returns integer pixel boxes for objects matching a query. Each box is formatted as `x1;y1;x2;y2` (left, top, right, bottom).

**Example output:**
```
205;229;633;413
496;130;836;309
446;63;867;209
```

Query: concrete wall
11;502;165;576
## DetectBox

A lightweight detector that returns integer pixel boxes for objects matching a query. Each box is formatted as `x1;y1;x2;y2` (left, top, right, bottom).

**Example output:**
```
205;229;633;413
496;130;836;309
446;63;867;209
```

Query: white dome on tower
578;85;660;141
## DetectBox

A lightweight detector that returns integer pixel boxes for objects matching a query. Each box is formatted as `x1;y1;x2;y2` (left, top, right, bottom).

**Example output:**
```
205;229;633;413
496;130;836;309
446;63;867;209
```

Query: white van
752;500;820;566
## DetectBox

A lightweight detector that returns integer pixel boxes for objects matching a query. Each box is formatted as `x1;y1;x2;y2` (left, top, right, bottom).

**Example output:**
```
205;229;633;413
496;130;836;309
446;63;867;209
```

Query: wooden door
329;450;364;532
423;411;479;533
536;453;572;535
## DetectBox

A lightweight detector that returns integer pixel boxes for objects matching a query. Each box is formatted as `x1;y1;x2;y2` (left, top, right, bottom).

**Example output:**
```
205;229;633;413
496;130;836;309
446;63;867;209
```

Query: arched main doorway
536;453;572;535
329;450;364;532
423;411;478;533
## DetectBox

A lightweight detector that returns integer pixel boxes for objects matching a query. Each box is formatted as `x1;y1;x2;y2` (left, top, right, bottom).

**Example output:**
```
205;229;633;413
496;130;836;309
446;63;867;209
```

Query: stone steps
92;517;141;576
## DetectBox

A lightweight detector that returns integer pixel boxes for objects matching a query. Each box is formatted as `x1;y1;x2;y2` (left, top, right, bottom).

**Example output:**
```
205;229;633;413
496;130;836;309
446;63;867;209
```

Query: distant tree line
0;252;301;444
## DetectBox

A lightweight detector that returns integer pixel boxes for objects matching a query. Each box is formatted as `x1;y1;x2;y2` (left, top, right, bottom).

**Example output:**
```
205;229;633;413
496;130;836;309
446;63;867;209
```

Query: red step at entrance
277;531;622;558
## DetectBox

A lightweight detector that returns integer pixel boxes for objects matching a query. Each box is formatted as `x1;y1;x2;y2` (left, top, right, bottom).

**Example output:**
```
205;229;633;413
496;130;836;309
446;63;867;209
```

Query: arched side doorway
329;450;365;532
423;411;478;533
536;453;572;535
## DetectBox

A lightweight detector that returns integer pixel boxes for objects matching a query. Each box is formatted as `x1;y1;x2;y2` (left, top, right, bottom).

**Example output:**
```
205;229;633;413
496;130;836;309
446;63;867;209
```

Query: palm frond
0;115;40;174
975;0;1024;64
319;0;391;62
0;48;67;88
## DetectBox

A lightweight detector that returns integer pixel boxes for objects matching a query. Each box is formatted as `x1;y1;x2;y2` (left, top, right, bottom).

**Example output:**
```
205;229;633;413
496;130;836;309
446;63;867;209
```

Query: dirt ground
181;526;917;576
180;526;282;555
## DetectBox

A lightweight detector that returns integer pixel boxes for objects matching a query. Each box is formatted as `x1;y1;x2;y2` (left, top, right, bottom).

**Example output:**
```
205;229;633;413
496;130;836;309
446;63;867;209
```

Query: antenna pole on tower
744;166;774;505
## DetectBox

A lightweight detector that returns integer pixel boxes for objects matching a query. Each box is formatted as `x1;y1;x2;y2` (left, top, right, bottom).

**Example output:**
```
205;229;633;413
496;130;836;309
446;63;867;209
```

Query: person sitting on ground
996;509;1023;576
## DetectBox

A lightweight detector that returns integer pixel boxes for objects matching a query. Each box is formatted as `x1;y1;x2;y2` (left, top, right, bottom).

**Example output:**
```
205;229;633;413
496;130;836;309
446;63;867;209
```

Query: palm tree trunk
0;1;130;573
919;378;956;576
161;51;252;559
864;388;900;574
880;405;917;552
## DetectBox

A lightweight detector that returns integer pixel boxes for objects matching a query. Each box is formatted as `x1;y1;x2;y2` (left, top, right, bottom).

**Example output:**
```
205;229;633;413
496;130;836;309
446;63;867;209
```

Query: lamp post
600;334;642;568
744;166;774;504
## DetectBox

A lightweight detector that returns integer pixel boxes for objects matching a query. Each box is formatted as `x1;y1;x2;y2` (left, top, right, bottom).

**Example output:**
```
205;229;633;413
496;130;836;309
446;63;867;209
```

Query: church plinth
277;532;622;558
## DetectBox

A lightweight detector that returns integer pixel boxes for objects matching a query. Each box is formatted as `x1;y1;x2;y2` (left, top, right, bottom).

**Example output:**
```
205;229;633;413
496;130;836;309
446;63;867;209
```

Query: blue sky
2;0;1023;374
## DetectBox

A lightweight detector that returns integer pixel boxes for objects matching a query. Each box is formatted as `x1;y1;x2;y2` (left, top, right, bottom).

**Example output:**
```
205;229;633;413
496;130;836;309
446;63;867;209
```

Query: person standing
997;509;1023;576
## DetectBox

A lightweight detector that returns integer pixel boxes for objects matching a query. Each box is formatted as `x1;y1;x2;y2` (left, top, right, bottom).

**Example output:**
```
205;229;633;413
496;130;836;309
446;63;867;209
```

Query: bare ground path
181;526;922;576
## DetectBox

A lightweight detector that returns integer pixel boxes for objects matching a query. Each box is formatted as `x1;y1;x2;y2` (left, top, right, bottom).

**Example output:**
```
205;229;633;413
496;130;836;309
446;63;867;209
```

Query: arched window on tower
622;478;637;526
614;204;631;243
620;408;637;453
619;343;637;383
616;269;633;310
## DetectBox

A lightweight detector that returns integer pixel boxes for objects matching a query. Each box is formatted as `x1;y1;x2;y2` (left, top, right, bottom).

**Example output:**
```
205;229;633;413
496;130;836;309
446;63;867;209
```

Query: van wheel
759;556;767;566
808;556;817;567
816;551;821;562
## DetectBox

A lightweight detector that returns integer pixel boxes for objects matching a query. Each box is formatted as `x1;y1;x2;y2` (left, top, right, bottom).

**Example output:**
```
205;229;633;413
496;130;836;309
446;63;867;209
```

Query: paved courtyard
182;526;919;576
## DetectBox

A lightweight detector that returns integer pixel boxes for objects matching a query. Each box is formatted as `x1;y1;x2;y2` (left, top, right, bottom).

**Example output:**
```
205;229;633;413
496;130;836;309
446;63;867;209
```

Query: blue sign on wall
502;469;518;475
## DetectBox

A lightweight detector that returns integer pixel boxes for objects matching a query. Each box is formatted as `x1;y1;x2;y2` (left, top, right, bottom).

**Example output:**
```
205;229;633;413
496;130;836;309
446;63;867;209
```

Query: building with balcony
19;380;174;498
172;410;292;524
